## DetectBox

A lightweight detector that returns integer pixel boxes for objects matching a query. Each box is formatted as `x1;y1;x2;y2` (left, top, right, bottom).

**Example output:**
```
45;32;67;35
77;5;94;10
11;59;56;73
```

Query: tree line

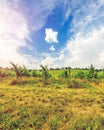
0;62;104;82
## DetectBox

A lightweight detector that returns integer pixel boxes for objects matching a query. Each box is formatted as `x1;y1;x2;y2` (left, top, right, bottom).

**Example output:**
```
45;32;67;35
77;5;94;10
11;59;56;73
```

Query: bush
40;65;51;80
19;66;30;77
31;70;37;77
74;71;85;79
58;69;69;78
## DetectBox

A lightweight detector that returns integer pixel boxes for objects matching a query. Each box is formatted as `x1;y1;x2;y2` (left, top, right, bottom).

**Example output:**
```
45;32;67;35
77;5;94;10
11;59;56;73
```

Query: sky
0;0;104;69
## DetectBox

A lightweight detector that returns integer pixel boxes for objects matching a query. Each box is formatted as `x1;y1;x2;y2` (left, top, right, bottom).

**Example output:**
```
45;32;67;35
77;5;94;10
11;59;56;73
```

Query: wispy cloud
16;0;60;31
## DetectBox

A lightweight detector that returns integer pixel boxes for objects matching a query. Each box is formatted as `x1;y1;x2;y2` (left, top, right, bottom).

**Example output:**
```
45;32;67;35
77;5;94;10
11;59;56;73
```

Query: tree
59;68;71;78
20;65;30;76
87;64;95;80
10;62;21;79
40;65;51;80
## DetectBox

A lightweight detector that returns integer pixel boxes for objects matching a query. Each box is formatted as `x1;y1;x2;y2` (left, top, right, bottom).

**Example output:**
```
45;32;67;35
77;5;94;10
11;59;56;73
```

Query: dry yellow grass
0;78;104;129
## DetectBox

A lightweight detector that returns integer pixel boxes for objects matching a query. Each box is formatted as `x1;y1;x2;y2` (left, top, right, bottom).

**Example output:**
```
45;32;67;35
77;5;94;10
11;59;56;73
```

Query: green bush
31;70;37;77
58;69;69;78
74;71;85;79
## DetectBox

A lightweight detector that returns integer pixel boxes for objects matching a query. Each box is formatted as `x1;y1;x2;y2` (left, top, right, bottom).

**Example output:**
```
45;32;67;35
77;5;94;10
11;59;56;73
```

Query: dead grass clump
9;79;18;86
69;83;80;88
69;80;82;88
9;79;28;86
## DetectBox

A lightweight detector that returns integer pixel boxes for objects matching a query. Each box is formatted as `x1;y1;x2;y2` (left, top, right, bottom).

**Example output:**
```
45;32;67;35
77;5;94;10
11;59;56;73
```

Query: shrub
31;70;37;77
74;71;85;79
87;64;95;80
10;62;21;79
40;65;51;80
58;69;70;78
19;65;30;77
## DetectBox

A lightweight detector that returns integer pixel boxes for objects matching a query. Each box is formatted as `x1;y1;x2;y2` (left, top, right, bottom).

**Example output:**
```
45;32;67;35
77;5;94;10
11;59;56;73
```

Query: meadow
0;65;104;130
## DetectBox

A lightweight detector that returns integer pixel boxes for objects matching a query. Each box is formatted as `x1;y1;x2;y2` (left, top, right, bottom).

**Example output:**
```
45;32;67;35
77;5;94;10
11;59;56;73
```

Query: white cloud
41;56;56;67
42;27;104;69
50;45;55;51
59;53;64;60
0;0;59;68
60;27;104;68
45;28;58;43
0;2;25;64
0;0;38;68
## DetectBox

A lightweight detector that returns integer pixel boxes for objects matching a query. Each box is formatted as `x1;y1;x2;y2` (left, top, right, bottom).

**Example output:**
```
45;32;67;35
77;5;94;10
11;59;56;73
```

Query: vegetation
10;62;21;79
1;63;104;129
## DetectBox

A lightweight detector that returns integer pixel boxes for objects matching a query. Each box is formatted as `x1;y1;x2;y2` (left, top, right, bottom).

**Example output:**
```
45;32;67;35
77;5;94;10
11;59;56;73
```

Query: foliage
10;62;21;79
0;70;7;79
98;69;104;79
30;70;41;77
10;62;30;78
87;64;95;80
58;68;71;78
19;65;30;77
31;70;37;77
40;65;51;80
74;70;85;79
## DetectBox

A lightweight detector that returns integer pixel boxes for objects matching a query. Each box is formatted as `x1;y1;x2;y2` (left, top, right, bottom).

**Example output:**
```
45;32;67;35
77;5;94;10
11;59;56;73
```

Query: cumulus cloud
41;56;56;67
50;45;55;51
59;53;64;60
45;28;58;43
61;27;104;68
0;1;31;67
0;0;59;68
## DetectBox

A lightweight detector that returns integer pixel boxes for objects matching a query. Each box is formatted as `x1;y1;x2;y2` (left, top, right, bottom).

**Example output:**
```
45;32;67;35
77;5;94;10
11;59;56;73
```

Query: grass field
0;75;104;130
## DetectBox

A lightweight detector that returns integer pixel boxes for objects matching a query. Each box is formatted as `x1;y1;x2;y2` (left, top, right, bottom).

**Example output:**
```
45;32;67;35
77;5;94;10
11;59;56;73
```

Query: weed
32;118;41;129
50;118;59;130
10;120;22;129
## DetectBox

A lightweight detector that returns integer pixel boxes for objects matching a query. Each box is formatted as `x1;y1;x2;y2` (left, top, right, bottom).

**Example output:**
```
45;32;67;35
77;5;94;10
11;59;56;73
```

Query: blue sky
0;0;104;69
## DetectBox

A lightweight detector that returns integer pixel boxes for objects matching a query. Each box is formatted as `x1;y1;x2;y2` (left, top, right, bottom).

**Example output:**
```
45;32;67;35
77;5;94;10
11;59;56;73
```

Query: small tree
59;69;69;78
10;62;21;79
40;65;51;80
59;68;71;78
20;65;30;76
87;64;95;80
58;68;71;87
